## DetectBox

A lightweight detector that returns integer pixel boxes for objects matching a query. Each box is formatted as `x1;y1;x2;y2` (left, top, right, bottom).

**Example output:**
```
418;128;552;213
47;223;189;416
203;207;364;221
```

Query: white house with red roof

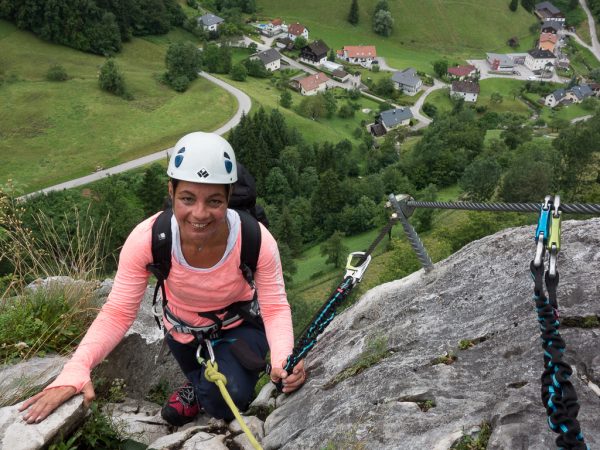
337;46;377;67
447;65;478;80
295;73;330;96
287;22;309;41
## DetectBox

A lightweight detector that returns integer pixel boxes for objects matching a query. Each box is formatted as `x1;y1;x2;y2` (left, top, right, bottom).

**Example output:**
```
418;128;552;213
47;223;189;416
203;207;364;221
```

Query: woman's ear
168;181;174;200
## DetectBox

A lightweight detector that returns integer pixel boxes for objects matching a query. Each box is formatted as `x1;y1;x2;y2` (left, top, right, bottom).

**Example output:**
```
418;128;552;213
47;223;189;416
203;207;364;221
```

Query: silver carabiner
534;234;545;268
548;244;558;278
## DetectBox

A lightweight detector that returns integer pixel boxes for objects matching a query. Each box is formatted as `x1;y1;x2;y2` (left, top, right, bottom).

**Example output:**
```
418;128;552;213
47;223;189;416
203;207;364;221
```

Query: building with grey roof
391;68;422;95
251;48;282;71
378;107;413;132
198;13;224;31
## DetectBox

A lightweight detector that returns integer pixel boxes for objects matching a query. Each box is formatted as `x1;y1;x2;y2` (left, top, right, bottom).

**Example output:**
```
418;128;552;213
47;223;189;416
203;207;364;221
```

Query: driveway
21;72;251;199
579;0;600;61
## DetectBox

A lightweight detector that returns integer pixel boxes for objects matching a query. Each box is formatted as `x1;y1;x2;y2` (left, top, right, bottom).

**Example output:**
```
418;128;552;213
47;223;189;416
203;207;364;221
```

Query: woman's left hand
270;359;306;393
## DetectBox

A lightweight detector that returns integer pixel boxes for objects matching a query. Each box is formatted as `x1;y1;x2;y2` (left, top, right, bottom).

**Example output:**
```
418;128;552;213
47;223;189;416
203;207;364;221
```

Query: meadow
0;21;236;193
256;0;540;72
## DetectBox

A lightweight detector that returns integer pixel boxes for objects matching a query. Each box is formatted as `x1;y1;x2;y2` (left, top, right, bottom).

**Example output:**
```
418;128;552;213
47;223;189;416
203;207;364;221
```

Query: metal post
388;194;434;272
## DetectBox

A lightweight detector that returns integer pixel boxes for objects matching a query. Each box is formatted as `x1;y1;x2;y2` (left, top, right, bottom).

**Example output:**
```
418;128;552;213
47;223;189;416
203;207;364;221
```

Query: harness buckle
344;252;372;284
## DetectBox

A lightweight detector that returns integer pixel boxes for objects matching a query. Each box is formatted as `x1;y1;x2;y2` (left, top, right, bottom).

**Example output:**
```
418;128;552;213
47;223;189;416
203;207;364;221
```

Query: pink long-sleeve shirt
46;210;293;393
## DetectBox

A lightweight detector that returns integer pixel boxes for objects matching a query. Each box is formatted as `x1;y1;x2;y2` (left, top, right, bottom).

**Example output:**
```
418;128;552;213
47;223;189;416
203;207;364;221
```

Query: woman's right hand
18;381;95;424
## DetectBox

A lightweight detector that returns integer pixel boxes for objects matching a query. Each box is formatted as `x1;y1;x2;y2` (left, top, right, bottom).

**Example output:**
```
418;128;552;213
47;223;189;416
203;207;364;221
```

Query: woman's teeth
191;223;208;229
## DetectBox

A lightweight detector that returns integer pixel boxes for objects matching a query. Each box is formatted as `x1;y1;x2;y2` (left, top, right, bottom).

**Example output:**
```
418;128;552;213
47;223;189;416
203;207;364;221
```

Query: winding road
579;0;600;60
23;7;600;198
21;72;251;200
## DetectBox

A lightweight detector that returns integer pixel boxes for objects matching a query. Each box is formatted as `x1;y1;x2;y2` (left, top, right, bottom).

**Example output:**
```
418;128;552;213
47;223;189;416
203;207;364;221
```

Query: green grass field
424;78;531;116
0;20;236;193
256;0;539;73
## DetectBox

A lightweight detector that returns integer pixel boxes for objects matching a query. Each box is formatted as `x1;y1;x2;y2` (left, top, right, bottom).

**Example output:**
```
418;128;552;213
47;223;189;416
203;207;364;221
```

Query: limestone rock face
0;396;86;450
0;355;67;407
262;219;600;449
93;284;187;399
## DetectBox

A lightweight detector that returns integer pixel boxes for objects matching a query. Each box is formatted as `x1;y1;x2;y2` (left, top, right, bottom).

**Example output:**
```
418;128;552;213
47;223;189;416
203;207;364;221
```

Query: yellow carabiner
547;206;561;253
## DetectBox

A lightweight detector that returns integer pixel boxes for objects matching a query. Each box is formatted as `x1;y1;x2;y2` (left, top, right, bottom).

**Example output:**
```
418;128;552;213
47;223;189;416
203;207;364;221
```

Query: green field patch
0;22;236;192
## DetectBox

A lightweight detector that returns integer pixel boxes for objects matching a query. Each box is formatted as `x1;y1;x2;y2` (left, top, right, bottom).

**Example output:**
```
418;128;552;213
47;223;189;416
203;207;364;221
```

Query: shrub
98;59;129;99
46;65;68;81
170;75;191;92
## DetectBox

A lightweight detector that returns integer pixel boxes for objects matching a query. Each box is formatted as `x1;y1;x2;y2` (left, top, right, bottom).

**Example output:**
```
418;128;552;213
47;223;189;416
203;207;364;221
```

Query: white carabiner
344;252;372;284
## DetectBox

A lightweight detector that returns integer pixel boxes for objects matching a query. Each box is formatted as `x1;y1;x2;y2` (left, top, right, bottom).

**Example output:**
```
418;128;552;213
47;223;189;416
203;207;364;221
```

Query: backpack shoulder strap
237;209;261;287
147;208;173;282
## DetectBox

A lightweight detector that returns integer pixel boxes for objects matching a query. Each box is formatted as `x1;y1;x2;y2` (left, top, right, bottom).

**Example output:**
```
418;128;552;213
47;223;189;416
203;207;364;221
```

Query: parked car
528;75;537;80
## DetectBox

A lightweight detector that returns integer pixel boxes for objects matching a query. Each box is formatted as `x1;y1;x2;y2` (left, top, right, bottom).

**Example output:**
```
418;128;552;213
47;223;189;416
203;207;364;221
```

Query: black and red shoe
161;383;200;426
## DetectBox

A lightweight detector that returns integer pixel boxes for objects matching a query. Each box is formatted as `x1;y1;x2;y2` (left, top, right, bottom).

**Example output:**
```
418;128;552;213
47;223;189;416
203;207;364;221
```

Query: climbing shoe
161;382;200;426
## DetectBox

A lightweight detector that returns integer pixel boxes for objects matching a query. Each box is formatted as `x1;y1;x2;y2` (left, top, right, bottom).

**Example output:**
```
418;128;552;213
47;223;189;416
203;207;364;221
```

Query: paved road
21;72;251;200
579;0;600;61
375;57;447;128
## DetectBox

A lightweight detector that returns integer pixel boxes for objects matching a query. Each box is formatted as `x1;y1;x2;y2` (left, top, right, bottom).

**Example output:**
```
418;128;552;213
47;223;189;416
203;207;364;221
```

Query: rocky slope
1;218;599;449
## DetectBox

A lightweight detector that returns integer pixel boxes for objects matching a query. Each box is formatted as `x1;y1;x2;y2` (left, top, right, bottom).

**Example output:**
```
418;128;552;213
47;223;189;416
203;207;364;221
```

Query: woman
20;132;305;426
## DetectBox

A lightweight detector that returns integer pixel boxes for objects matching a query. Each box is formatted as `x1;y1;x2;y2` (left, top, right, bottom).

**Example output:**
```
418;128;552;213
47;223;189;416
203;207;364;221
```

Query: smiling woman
0;21;236;193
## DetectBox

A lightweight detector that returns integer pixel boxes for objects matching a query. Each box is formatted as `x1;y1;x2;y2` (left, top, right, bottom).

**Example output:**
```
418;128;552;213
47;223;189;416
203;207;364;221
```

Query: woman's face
169;180;228;246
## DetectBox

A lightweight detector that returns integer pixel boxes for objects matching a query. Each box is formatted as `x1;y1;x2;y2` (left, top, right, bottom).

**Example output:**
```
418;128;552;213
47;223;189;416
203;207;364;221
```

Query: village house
590;83;600;96
450;80;480;102
541;20;562;34
295;72;330;96
534;2;565;22
447;64;478;80
391;68;422;96
288;22;309;41
259;18;286;37
299;40;329;66
525;48;556;72
371;107;413;136
337;45;377;67
545;84;593;107
538;32;558;53
486;53;515;72
275;36;295;51
251;48;282;72
198;13;224;32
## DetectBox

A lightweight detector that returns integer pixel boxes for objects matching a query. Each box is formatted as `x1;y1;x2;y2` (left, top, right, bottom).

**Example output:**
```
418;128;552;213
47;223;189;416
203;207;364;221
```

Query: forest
0;0;186;54
2;103;598;293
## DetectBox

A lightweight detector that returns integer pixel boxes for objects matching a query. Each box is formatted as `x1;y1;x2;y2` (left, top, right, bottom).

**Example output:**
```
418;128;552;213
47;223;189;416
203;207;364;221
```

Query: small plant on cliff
451;421;492;450
432;351;457;365
325;334;393;388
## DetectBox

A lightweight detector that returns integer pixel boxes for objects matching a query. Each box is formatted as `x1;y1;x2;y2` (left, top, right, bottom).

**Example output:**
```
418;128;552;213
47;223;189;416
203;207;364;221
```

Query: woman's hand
18;381;95;424
270;359;306;393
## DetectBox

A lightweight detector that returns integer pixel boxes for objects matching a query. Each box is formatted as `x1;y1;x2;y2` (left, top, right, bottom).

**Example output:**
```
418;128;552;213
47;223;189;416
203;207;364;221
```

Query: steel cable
404;201;600;215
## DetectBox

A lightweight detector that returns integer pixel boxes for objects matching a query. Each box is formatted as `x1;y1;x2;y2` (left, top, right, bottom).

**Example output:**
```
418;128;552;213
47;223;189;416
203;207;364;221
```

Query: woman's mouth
190;222;208;230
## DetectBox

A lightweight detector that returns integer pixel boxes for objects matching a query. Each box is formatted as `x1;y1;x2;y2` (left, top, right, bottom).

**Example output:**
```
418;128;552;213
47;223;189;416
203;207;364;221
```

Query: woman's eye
209;199;223;207
181;197;194;204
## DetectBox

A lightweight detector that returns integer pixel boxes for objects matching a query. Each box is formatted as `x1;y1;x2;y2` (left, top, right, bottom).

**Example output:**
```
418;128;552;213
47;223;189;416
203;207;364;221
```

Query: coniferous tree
348;0;359;25
320;231;349;268
520;0;535;12
509;0;519;11
280;90;292;108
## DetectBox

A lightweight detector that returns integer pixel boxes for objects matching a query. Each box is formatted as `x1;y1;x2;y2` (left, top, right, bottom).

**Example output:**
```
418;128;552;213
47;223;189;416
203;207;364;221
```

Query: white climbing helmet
167;132;237;184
